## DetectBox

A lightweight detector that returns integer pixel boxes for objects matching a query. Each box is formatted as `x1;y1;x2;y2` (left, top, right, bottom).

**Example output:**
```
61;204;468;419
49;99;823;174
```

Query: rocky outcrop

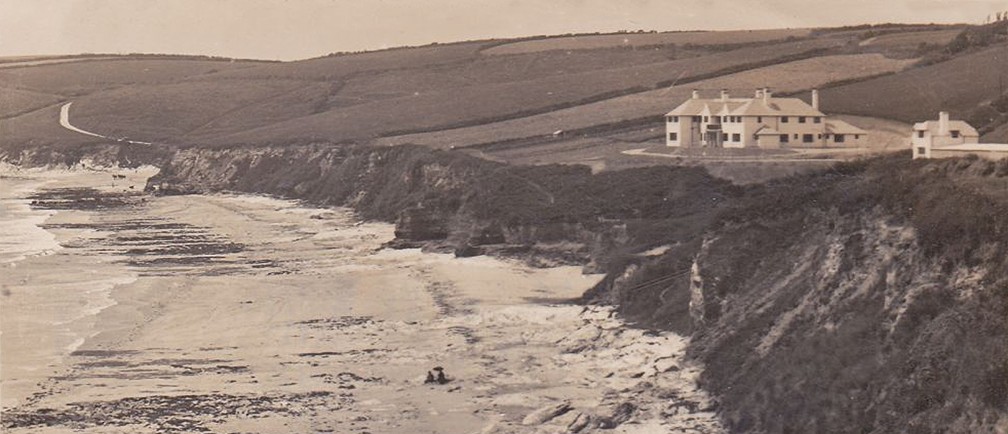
393;206;449;242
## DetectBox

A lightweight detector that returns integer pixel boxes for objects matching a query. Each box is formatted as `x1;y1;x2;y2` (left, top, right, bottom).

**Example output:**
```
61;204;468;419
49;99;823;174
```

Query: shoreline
1;166;723;432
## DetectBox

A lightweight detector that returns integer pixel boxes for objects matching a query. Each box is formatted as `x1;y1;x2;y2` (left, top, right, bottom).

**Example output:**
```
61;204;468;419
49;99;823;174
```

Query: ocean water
0;175;61;264
0;169;139;408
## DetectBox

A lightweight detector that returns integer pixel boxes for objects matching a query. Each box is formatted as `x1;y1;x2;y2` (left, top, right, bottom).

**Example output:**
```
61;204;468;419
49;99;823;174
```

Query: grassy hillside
378;53;914;149
63;38;845;146
820;21;1008;136
0;87;62;118
481;29;813;55
2;23;999;163
1;25;952;152
820;44;1008;121
0;58;263;96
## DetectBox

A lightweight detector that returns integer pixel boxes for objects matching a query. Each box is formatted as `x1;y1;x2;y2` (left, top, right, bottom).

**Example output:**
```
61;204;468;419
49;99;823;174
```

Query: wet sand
0;167;722;433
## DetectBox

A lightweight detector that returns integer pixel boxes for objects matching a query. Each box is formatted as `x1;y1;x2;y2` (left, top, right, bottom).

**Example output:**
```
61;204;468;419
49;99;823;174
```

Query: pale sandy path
58;102;153;145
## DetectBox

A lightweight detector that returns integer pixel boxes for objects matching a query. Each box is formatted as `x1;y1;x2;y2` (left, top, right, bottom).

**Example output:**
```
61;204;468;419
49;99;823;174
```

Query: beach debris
594;402;636;429
566;412;592;433
521;400;572;426
1;391;345;432
654;356;680;373
424;371;436;384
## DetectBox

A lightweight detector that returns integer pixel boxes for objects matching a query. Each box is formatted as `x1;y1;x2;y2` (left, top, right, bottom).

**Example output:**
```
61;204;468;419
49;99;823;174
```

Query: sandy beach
1;167;721;433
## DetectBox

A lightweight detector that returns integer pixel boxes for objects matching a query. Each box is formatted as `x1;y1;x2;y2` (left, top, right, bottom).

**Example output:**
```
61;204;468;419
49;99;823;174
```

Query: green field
819;43;1008;137
481;29;813;55
2;23;1004;161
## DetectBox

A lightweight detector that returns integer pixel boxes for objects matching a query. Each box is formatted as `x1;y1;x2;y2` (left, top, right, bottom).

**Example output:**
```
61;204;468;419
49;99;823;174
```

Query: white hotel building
665;88;866;149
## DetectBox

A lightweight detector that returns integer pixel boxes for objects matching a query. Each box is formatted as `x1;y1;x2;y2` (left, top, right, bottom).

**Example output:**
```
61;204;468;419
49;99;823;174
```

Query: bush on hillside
945;20;1008;55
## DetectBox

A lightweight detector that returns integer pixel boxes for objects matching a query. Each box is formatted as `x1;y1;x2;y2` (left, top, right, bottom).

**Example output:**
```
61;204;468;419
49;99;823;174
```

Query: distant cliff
139;143;734;268
3;143;1006;433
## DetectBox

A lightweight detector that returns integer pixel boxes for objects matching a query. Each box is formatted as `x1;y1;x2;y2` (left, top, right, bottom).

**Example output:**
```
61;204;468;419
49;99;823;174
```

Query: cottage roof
825;119;867;135
666;95;824;117
912;120;979;136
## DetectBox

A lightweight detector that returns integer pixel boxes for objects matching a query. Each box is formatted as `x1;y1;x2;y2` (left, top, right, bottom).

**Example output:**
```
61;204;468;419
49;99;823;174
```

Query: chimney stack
939;111;950;135
692;89;700;99
763;88;772;103
812;89;820;110
720;89;729;101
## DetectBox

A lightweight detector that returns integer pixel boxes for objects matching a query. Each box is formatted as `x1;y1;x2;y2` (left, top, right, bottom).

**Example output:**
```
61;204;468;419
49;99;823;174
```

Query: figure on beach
436;367;448;384
424;366;450;385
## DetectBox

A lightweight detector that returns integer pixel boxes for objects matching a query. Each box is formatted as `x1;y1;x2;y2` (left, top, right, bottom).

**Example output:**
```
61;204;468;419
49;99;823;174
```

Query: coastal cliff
3;143;1007;433
141;143;733;267
594;155;1008;433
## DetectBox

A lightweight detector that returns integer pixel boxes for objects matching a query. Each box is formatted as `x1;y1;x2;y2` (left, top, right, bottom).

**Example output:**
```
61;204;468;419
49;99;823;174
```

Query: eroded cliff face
690;208;1005;433
597;155;1008;433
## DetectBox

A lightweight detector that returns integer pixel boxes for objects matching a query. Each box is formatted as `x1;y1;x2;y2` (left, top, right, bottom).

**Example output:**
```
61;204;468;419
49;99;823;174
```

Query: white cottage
911;112;1008;160
665;88;866;149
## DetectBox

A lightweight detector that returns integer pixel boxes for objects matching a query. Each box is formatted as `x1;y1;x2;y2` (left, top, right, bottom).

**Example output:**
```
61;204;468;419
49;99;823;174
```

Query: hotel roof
666;93;824;117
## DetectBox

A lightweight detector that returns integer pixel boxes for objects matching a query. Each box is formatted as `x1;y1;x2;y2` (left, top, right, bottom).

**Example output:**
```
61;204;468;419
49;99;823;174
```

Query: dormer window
951;130;960;138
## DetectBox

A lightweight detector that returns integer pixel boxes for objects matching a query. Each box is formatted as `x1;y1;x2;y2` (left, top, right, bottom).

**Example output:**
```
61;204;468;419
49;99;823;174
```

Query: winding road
59;102;152;145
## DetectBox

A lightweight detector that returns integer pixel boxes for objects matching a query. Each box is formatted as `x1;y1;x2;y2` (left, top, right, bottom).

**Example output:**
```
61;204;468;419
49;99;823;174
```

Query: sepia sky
1;0;1006;61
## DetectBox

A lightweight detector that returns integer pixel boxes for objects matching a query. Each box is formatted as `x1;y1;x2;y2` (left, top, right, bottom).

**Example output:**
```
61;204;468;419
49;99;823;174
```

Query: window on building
693;116;701;122
722;133;728;141
668;116;678;123
794;134;798;139
814;117;821;124
951;130;960;138
757;116;762;123
781;116;789;123
669;132;678;141
732;133;741;142
835;134;845;143
917;147;925;155
917;131;924;138
817;134;822;139
855;135;860;140
780;134;789;143
799;116;806;123
803;134;814;143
